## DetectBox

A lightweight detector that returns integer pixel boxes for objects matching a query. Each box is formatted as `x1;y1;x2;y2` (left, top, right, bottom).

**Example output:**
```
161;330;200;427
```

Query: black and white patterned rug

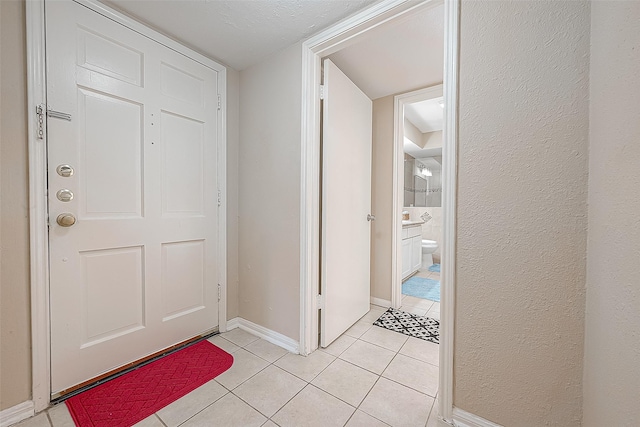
373;308;439;344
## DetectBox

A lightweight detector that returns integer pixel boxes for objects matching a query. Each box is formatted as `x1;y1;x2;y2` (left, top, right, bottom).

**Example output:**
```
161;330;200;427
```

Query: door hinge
217;94;221;110
217;189;222;207
316;294;324;310
36;105;45;139
218;284;221;301
319;85;325;100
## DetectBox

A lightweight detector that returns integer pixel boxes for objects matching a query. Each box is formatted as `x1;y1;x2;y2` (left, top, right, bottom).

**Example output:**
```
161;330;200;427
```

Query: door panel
79;89;142;218
402;239;412;279
47;0;220;394
161;240;206;321
77;27;144;86
411;236;422;272
80;246;145;346
160;112;205;216
320;59;373;347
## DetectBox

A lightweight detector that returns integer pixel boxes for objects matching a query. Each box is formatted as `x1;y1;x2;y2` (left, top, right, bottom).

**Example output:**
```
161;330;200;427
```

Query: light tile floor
17;302;440;427
403;268;441;320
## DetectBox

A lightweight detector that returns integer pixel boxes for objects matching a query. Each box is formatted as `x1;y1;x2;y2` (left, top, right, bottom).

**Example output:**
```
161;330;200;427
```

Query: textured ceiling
328;3;444;100
103;0;379;70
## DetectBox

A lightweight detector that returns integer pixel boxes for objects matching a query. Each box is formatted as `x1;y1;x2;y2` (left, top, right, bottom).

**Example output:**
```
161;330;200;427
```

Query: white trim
299;40;321;356
299;0;442;355
370;297;392;308
26;0;51;412
0;401;35;427
439;0;460;422
27;0;228;408
452;408;503;427
226;317;240;330
226;317;300;354
392;84;443;311
217;67;228;333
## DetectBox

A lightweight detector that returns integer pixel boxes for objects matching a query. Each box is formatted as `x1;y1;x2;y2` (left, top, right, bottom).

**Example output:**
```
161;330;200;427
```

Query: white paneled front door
46;0;222;395
320;59;373;347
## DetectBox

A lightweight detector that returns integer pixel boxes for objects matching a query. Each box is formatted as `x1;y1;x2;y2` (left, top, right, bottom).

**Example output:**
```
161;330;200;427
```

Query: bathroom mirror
402;95;443;208
404;152;442;207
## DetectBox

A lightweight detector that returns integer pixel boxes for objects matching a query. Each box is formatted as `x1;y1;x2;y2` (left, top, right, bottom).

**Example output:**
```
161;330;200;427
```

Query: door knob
367;214;376;221
56;213;76;227
56;164;74;177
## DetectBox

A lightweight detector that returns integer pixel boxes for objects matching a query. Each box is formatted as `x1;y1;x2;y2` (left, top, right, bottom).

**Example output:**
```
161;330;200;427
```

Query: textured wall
238;43;302;340
0;0;32;410
370;95;394;302
583;2;640;426
455;1;589;425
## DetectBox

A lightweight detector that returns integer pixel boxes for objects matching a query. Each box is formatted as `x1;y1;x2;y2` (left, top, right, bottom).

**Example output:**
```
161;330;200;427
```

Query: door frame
26;0;228;411
299;0;459;423
392;84;443;310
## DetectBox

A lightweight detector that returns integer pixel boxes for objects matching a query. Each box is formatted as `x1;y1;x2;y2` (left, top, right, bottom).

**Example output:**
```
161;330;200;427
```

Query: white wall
404;117;423;148
421;130;441;149
455;1;589;425
583;2;640;426
238;43;302;340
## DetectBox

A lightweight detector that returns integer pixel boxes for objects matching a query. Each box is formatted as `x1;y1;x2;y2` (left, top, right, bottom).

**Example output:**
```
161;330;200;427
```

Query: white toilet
421;239;438;268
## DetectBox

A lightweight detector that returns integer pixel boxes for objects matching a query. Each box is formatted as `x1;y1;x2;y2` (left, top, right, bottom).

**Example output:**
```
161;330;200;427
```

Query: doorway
393;85;444;312
300;0;459;423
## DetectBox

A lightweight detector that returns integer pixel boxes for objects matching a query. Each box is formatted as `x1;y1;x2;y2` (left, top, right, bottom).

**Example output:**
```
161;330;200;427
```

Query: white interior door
46;0;221;395
320;59;372;347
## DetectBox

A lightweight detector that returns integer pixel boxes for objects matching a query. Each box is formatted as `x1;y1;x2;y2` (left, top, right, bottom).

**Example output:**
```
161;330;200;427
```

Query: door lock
56;189;74;202
367;214;376;221
56;164;74;177
56;213;76;227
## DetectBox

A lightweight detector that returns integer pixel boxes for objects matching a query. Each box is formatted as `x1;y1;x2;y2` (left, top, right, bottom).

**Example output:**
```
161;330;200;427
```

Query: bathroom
399;92;443;318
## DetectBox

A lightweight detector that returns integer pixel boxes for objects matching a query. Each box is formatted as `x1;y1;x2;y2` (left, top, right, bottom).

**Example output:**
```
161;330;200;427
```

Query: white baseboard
0;401;35;427
370;297;391;307
225;317;299;354
452;407;503;427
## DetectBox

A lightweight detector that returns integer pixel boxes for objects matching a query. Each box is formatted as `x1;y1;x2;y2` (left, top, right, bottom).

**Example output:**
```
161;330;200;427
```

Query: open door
320;59;373;347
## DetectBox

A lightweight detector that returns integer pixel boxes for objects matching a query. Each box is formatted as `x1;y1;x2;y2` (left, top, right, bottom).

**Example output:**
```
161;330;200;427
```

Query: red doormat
66;340;233;427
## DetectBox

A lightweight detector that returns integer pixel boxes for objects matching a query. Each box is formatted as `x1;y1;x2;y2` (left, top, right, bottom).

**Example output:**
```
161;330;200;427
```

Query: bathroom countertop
402;220;424;227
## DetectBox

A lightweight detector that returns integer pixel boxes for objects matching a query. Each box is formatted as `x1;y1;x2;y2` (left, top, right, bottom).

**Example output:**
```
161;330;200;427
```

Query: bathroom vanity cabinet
402;223;422;279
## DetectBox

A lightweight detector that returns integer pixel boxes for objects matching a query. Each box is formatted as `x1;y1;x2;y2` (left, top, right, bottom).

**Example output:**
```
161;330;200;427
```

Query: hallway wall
0;0;32;410
237;43;302;341
370;95;394;302
583;2;640;426
454;1;590;425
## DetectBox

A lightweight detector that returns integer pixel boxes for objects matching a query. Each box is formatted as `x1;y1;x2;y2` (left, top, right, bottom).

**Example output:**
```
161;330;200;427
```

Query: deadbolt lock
56;164;74;177
56;189;74;202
